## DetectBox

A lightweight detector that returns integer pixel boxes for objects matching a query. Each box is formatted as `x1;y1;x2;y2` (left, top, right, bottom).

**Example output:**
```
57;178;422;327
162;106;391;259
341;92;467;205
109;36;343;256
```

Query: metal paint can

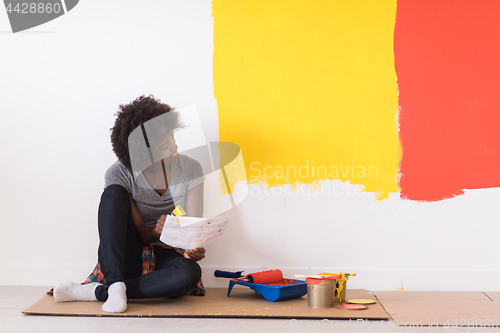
305;277;338;308
334;276;348;304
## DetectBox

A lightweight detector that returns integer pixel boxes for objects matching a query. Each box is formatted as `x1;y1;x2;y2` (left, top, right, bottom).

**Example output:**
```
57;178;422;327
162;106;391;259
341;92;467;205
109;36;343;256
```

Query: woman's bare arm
184;182;204;218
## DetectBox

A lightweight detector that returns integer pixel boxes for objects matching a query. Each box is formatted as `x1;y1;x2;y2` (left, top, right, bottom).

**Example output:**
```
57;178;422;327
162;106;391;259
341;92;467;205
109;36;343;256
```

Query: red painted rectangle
396;0;500;201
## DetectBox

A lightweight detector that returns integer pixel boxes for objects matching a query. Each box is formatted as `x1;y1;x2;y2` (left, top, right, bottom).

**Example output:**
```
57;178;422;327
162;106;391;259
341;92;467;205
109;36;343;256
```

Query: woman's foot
53;282;99;302
102;281;127;313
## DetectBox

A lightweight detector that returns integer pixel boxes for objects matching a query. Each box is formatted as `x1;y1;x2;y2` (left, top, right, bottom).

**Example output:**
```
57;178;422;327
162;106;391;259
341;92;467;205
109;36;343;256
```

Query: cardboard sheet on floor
485;292;500;303
373;291;500;327
23;288;388;319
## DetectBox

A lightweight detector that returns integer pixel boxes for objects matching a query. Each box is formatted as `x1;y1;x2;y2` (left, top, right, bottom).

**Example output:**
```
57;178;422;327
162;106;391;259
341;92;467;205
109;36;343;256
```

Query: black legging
94;184;201;301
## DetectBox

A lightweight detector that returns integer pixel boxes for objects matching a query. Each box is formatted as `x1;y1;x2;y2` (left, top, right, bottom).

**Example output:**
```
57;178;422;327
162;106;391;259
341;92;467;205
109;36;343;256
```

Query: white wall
1;0;499;291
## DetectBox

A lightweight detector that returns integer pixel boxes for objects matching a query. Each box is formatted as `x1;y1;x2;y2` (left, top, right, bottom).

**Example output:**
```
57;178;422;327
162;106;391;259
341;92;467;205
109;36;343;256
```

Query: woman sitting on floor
53;95;206;313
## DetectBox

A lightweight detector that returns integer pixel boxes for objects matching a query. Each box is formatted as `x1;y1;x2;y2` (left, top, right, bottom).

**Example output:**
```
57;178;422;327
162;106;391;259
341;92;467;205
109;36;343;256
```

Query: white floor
2;286;497;333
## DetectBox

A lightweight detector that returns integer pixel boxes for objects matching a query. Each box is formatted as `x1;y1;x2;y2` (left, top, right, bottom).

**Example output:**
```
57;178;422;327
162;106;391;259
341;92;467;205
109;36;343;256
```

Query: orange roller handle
245;269;283;284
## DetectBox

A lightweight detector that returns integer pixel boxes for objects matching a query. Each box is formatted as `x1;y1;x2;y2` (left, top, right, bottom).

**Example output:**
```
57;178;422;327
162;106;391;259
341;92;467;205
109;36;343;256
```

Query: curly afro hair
111;95;182;170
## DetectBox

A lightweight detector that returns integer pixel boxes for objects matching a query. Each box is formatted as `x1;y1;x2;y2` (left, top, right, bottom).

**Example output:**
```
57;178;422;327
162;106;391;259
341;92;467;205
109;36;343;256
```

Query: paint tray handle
227;279;237;297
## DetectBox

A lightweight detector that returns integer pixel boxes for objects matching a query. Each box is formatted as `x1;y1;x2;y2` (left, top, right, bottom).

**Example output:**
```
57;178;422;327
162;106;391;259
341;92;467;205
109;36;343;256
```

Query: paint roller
215;269;284;284
245;269;283;284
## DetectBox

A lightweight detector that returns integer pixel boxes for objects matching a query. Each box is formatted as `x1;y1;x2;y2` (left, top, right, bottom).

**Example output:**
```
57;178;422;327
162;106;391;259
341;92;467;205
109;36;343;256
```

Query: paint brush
294;274;342;280
294;274;324;279
320;272;356;276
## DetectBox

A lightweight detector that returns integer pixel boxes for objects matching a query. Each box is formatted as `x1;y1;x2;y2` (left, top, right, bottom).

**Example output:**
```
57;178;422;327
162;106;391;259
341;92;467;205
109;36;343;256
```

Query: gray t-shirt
104;154;205;227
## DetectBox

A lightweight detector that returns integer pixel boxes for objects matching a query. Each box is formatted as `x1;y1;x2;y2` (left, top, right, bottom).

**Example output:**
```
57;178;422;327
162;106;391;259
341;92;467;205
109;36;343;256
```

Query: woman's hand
155;215;167;237
184;247;206;261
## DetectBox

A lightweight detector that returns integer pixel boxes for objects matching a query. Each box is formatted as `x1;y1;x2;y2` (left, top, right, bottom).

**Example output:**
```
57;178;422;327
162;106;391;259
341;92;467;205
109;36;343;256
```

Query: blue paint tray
227;278;307;302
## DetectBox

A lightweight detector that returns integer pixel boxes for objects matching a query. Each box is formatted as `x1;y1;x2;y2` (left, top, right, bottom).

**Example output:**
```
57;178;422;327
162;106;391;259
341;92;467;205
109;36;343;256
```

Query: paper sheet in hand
159;212;233;249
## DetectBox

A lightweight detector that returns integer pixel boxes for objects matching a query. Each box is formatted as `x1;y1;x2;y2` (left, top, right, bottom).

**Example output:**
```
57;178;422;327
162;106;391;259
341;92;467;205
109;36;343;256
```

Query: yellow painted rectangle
213;0;400;199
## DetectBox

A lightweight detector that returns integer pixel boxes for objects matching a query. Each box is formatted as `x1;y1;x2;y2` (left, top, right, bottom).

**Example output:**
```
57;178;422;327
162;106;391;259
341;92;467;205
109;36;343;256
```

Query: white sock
102;281;127;313
53;282;99;302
